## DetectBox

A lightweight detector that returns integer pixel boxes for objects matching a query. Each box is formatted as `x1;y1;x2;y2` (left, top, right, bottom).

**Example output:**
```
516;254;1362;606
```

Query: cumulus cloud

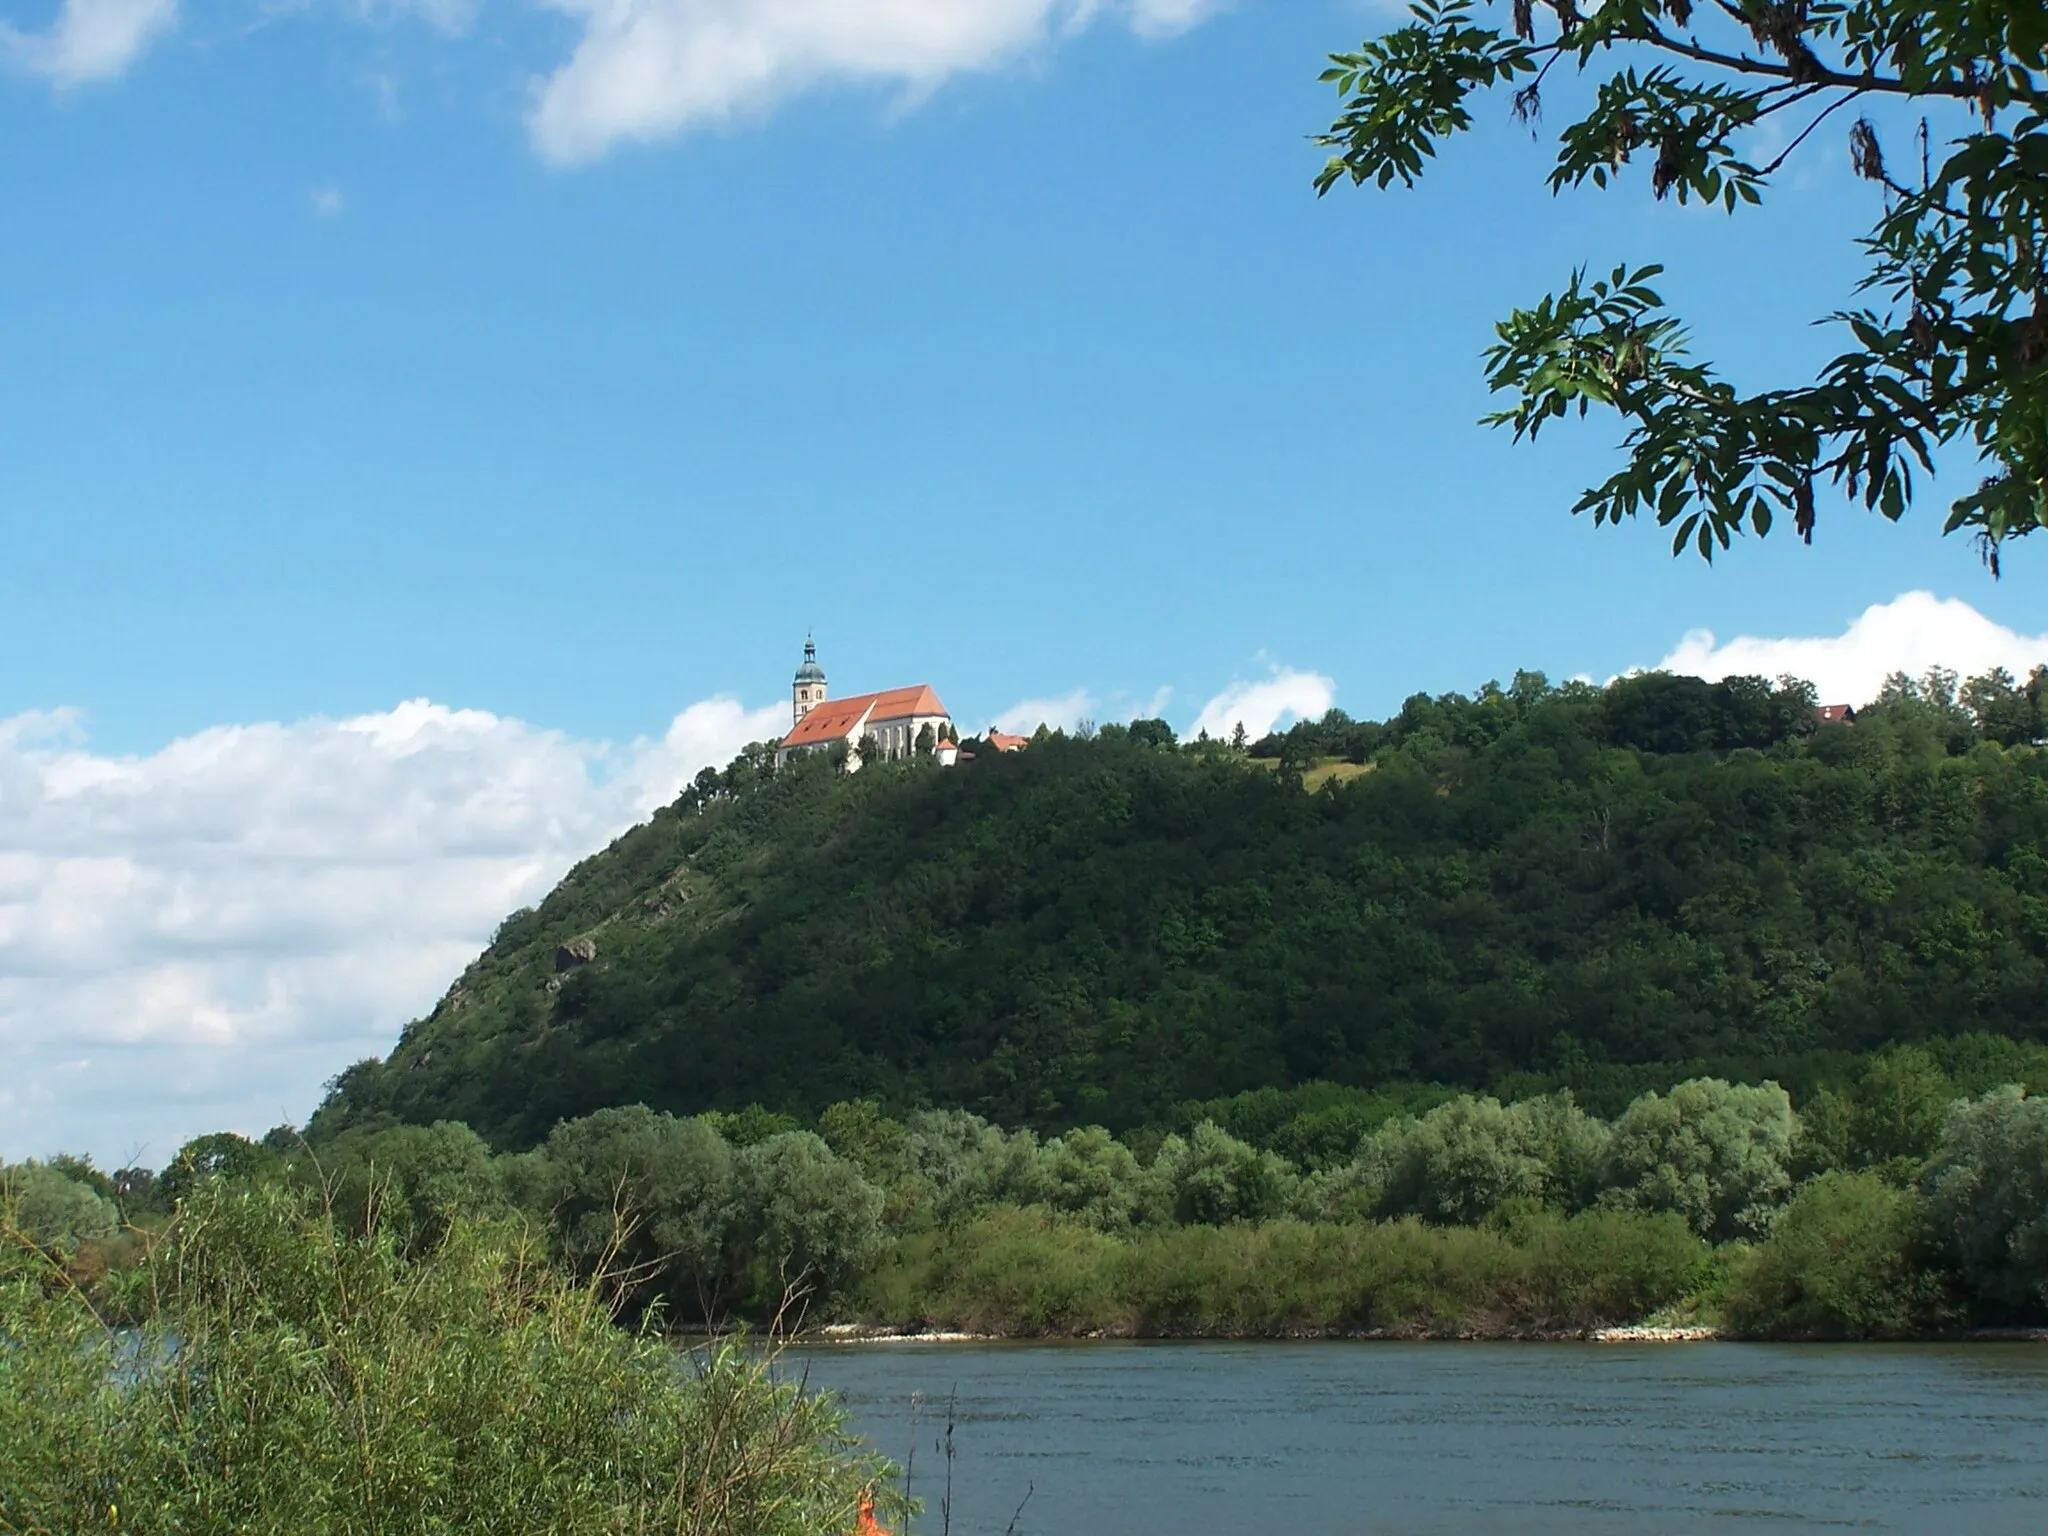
1186;667;1336;742
1126;0;1227;36
0;694;783;1166
0;0;177;86
992;687;1095;737
1658;591;2048;705
528;0;1227;164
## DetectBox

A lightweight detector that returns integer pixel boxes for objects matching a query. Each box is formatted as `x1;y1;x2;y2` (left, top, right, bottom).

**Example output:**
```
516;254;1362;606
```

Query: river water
790;1341;2048;1534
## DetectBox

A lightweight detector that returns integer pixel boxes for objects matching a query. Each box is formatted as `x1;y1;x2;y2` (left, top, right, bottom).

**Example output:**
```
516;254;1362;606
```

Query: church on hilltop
775;638;958;770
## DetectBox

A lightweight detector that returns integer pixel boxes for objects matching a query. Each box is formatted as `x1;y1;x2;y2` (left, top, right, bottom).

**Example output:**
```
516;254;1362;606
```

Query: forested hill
310;667;2048;1151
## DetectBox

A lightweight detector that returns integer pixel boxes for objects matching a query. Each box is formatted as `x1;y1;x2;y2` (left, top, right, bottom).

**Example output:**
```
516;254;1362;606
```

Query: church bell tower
793;636;827;726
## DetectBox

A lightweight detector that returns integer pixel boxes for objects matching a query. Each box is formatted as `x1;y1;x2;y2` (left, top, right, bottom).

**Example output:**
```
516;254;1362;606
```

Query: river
790;1340;2048;1534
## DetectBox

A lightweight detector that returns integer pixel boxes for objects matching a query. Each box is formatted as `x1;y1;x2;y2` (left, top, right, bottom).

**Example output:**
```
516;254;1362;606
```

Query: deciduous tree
1318;1;2048;566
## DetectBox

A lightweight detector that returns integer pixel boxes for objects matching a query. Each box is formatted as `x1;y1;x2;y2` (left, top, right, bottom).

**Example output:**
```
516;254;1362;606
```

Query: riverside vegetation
9;1038;2048;1343
0;1180;900;1535
9;665;2048;1528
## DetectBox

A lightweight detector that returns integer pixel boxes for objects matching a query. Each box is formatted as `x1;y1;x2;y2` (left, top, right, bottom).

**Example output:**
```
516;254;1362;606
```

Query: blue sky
4;0;2047;1161
4;0;2039;751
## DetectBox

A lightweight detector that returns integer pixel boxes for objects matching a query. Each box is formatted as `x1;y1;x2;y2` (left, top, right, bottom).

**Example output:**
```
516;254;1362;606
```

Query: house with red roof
775;639;955;771
985;730;1031;753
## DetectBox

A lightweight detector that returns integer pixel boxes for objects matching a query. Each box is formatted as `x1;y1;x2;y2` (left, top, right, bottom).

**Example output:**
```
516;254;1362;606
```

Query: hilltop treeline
305;663;2048;1148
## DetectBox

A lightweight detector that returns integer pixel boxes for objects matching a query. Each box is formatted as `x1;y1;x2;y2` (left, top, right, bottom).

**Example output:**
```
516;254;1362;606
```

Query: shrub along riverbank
0;1183;898;1536
862;1207;1713;1338
10;1041;2047;1343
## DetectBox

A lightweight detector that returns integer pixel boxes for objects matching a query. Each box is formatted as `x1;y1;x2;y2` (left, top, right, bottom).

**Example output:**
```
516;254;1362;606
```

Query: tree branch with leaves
1317;0;2048;569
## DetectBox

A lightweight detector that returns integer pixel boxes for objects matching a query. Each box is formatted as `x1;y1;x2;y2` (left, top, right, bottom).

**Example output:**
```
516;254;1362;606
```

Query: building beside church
776;638;956;770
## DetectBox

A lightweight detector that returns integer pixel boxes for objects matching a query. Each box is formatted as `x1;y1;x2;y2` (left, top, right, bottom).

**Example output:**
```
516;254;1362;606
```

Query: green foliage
1723;1171;1946;1338
33;1069;2048;1341
1152;1122;1299;1225
819;1098;921;1221
533;1105;739;1316
866;1206;1708;1337
0;1160;119;1255
898;1109;1040;1226
1317;0;2048;562
159;1131;278;1203
731;1133;887;1308
314;1120;508;1255
0;1183;892;1535
1022;1126;1156;1234
1796;1045;1959;1180
1174;1081;1458;1168
1599;1079;1795;1240
311;668;2048;1149
702;1104;804;1148
1921;1086;2048;1314
1368;1096;1559;1225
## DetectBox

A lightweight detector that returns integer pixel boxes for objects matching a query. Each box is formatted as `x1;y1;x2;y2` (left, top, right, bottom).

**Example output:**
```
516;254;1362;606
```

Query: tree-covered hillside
311;666;2048;1150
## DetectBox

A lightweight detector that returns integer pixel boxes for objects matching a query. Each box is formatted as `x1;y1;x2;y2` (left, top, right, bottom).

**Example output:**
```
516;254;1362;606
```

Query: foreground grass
0;1186;896;1536
858;1206;1714;1337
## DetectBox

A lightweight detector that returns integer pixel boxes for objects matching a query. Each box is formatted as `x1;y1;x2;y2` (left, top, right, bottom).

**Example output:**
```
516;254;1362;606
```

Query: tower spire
792;634;828;726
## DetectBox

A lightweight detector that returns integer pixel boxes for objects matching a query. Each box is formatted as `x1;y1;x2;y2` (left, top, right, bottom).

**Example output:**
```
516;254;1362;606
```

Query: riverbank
810;1320;1720;1343
801;1320;2048;1345
849;1207;1725;1342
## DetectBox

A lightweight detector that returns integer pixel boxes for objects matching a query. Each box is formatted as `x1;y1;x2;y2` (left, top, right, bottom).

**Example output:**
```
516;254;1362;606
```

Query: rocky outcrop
555;937;598;972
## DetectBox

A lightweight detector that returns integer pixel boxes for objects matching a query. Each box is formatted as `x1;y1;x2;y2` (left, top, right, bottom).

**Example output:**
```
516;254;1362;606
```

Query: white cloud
528;0;1227;165
1131;684;1173;721
1658;591;2048;705
0;0;177;86
308;185;345;218
992;686;1095;737
1126;0;1226;36
0;694;783;1166
1186;667;1336;742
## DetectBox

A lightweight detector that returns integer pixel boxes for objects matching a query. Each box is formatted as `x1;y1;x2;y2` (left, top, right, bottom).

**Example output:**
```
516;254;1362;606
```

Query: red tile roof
781;685;949;749
986;730;1030;752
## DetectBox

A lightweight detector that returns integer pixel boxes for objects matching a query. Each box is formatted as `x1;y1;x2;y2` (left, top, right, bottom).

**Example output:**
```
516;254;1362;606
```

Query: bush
864;1208;1708;1337
862;1207;1125;1334
1921;1086;2048;1315
1794;1047;1956;1182
1599;1079;1795;1240
897;1109;1039;1226
0;1160;119;1255
1723;1172;1945;1338
314;1121;508;1255
0;1183;894;1535
1370;1097;1552;1225
1524;1092;1611;1209
731;1133;886;1310
1022;1126;1156;1233
159;1132;279;1203
1152;1122;1298;1225
536;1105;738;1315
